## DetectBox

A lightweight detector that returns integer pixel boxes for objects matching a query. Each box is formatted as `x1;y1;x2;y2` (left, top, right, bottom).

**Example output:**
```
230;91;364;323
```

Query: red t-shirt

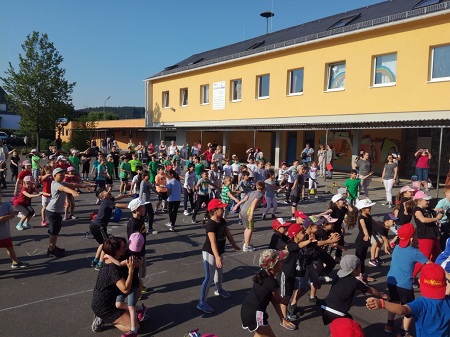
416;155;430;169
64;175;78;184
14;186;35;206
18;170;32;181
41;175;53;194
202;150;213;162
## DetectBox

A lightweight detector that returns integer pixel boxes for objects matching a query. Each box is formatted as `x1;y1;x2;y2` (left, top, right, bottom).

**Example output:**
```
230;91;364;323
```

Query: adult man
301;143;314;167
109;146;120;179
0;140;9;189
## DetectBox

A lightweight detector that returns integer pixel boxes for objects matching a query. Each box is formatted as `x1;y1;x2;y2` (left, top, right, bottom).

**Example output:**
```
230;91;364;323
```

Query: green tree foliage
1;31;75;150
75;106;144;119
69;117;98;151
86;111;119;121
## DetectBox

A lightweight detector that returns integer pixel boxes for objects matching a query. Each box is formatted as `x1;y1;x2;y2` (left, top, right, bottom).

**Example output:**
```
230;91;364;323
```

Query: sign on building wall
213;81;226;110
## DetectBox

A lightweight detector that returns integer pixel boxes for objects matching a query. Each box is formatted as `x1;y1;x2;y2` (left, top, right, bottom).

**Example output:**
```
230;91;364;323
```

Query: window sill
370;83;396;88
324;88;345;93
200;103;210;106
428;77;450;83
288;92;304;97
180;105;188;108
231;99;242;103
256;96;270;100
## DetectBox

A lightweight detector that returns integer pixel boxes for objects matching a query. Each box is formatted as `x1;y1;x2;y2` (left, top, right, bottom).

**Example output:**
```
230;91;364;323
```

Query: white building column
222;131;229;158
351;129;361;169
274;131;281;168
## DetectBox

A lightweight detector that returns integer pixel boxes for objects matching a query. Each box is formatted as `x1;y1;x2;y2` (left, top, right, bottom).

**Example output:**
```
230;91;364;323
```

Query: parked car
0;131;8;142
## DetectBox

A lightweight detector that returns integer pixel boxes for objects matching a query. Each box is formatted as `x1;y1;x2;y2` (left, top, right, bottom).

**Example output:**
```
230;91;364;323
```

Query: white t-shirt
231;163;241;176
168;145;177;156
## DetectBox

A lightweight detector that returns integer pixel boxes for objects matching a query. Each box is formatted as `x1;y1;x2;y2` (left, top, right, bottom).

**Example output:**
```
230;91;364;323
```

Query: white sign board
212;81;226;110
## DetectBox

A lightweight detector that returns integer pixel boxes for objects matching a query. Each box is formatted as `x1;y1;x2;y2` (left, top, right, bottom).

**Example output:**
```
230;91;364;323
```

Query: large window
180;88;188;106
431;45;450;81
327;62;346;90
231;79;242;101
201;84;209;104
162;91;169;108
373;53;397;86
257;74;270;98
288;68;304;95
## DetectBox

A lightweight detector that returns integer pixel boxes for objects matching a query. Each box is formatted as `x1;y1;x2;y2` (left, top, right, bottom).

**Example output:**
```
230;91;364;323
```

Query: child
139;170;158;235
148;155;158;185
344;169;360;207
222;159;232;178
208;163;221;198
308;161;319;199
166;169;182;231
130;165;143;199
119;155;132;195
241;249;296;335
63;166;79;220
435;185;450;250
321;254;388;325
9;150;20;182
367;263;450;337
197;199;240;314
235;171;252;216
268;218;292;250
90;189;132;269
191;170;219;224
382;223;429;335
0;192;29;268
354;198;377;281
30;149;43;187
230;157;241;190
95;157;107;195
81;152;90;180
13;160;32;196
194;156;205;180
129;152;143;179
289;166;305;219
261;169;278;220
155;166;168;212
90;154;101;182
368;213;397;267
183;163;197;216
13;176;42;230
220;176;239;219
105;154;115;192
40;165;53;226
234;181;266;252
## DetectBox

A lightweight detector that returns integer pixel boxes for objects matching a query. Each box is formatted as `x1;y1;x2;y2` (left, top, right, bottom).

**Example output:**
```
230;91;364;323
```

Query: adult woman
317;145;326;177
414;148;431;190
127;139;135;153
168;141;177;158
166;169;182;231
241;249;295;336
158;140;167;157
91;237;139;334
381;155;398;208
325;144;334;179
136;142;144;161
356;152;373;198
412;191;444;279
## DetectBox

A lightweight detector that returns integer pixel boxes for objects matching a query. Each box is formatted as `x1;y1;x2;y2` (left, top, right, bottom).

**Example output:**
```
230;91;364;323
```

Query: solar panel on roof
412;0;441;9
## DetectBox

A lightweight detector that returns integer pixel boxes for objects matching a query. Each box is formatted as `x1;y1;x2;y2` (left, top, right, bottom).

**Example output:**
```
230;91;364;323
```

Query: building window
136;131;141;138
231;79;242;101
288;68;304;95
431;45;450;81
180;88;188;106
257;74;270;98
327;62;346;90
327;13;361;30
162;91;169;108
65;129;69;136
129;130;133;138
122;130;127;137
373;53;397;86
201;84;209;104
412;0;441;9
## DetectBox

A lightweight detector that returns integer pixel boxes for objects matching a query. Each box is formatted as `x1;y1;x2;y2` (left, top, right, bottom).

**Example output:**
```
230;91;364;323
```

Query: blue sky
1;0;383;110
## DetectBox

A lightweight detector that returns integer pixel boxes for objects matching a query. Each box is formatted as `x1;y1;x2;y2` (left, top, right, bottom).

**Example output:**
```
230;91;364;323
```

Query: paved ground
0;171;444;337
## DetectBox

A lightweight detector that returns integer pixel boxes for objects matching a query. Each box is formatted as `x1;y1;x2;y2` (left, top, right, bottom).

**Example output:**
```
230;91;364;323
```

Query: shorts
96;180;106;189
158;192;168;200
240;208;254;230
232;175;239;185
371;233;383;244
297;264;320;290
291;195;301;206
46;210;62;235
387;283;415;304
89;223;109;245
0;237;13;249
105;177;113;185
280;272;296;299
42;196;51;206
120;178;128;183
15;205;35;218
116;287;139;306
241;309;269;332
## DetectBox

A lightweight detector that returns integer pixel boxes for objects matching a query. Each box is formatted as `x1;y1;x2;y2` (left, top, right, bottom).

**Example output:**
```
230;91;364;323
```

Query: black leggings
355;244;369;275
168;201;180;227
145;202;155;230
183;188;194;210
192;195;210;221
15;205;35;218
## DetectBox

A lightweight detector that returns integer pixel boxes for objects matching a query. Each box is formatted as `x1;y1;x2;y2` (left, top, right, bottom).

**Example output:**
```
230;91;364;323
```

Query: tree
86;111;119;121
1;31;75;150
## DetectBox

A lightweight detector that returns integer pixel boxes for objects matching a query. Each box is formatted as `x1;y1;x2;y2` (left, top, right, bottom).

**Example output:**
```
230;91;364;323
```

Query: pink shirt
416;155;430;169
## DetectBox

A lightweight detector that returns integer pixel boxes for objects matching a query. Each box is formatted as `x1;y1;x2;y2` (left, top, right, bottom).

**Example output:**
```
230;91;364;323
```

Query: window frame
231;79;242;102
162;91;170;108
288;68;304;96
372;53;397;87
200;84;210;105
257;74;270;99
326;62;346;92
180;88;188;107
430;44;450;82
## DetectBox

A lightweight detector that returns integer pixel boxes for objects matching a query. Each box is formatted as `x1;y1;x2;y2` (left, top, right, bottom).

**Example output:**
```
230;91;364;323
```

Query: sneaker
369;259;380;267
286;312;300;321
169;226;174;232
319;275;333;283
243;244;255;252
41;221;47;226
148;229;158;234
90;260;98;268
91;315;104;332
284;200;290;204
238;219;243;225
309;296;318;304
70;215;77;219
196;302;215;314
191;219;197;224
137;304;149;322
62;216;68;221
11;261;29;269
271;214;276;219
95;263;103;271
384;324;395;333
16;223;23;231
23;222;31;229
376;257;384;264
261;214;267;220
183;210;189;216
214;289;231;298
165;222;172;227
290;217;295;221
121;330;137;337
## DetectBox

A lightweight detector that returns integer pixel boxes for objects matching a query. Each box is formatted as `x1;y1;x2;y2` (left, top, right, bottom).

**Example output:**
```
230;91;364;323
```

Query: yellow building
144;0;450;176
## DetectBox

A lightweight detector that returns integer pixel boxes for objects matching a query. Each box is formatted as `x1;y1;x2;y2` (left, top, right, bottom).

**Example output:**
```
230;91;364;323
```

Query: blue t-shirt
436;237;450;273
166;179;182;202
407;296;450;337
387;246;428;289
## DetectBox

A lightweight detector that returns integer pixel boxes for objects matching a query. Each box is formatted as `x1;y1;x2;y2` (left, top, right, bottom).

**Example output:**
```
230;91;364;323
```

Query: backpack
110;208;122;222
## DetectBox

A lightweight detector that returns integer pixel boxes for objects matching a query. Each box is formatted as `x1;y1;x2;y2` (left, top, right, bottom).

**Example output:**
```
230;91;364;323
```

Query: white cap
128;198;150;212
331;193;346;203
355;198;376;210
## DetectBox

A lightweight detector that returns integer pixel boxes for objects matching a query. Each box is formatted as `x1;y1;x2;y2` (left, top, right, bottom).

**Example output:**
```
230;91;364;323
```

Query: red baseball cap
207;199;228;211
287;223;303;239
329;318;365;337
294;210;307;219
419;263;447;300
397;223;415;248
272;218;292;231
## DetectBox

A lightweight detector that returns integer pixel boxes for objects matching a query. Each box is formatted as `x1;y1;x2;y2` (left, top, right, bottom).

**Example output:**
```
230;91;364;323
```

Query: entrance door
286;132;297;165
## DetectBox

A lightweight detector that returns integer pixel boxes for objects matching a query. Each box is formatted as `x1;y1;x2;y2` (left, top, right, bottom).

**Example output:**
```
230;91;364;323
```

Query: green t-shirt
69;155;80;174
120;161;131;179
128;159;142;172
344;178;361;200
195;162;204;177
163;159;172;168
172;154;181;166
31;155;41;170
106;161;114;176
148;161;158;183
221;185;231;204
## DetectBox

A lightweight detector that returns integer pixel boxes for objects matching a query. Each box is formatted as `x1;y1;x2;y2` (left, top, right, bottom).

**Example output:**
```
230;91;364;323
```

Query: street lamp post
103;96;110;113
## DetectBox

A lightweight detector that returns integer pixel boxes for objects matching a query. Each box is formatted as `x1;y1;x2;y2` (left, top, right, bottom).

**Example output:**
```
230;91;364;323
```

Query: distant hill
74;106;145;119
